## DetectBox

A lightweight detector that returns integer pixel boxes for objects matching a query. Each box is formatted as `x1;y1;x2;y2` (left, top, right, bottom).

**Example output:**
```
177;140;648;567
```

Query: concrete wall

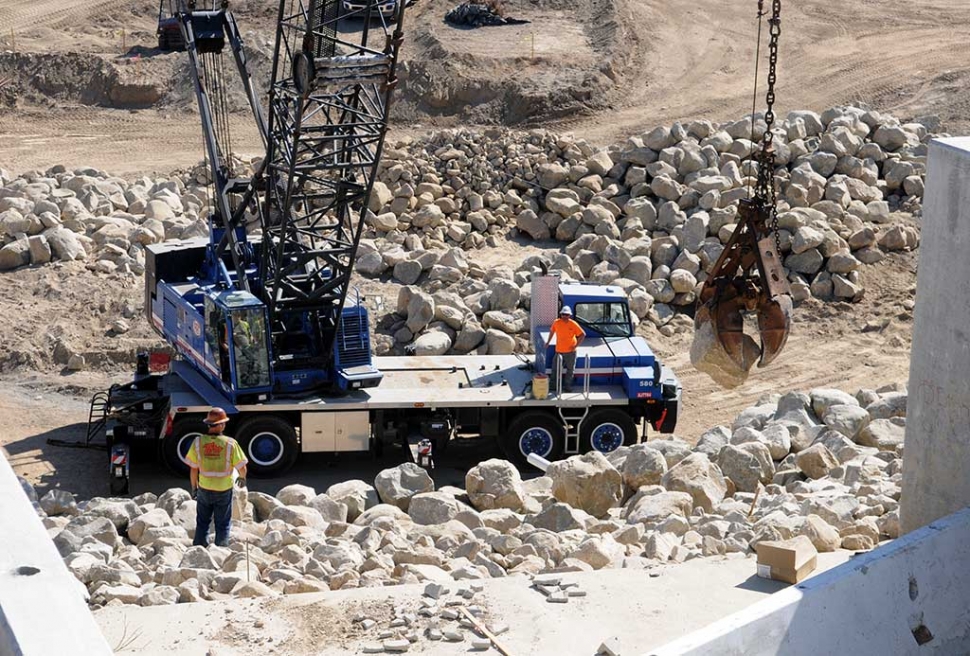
0;455;112;656
901;137;970;533
646;508;970;656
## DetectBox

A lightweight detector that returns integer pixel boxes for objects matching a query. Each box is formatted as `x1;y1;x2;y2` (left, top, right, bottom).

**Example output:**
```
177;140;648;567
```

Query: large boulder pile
355;106;928;353
0;161;247;274
21;383;905;609
0;106;928;358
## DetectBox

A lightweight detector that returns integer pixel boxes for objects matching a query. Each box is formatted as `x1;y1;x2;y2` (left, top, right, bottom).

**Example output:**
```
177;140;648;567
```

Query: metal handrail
583;353;591;398
556;353;562;399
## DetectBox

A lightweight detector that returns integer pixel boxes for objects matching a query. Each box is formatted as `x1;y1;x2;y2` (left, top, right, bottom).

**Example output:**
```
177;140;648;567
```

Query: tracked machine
69;0;681;493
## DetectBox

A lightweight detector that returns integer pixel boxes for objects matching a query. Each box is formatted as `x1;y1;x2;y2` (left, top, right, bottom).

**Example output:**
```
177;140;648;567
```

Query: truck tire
162;417;206;476
501;411;564;470
580;409;638;455
236;416;299;478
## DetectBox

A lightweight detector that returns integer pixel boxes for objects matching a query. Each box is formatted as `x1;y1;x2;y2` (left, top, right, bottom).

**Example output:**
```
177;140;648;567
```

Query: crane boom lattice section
260;0;404;369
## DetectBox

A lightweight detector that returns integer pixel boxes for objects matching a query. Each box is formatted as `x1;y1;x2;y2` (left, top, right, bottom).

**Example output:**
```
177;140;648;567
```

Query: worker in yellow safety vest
186;407;248;547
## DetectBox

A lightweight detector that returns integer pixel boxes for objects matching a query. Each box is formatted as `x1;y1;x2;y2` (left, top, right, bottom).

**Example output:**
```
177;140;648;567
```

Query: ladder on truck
556;353;592;455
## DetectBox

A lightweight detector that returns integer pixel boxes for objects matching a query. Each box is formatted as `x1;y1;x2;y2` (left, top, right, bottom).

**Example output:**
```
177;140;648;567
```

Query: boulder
661;453;727;512
857;418;906;451
799;514;842;552
39;490;77;517
626;491;693;525
53;516;118;557
465;459;527;512
277;484;316;506
408;492;464;525
529;502;591;533
795;443;840;479
326;480;379;522
0;238;31;271
412;331;453;356
83;498;140;532
822;404;871;440
567;535;624;570
621;445;668;489
268;505;327;528
547;451;623;518
308;494;349;523
375;463;434;511
127;508;173;544
694;426;731;458
717;445;764;493
646;438;693;469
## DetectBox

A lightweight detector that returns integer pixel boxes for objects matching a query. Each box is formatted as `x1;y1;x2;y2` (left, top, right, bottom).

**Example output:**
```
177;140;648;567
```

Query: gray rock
661;453;727;512
54;516;118;557
408;492;465;525
547;452;623;518
822;404;871;441
529;502;590;532
413;331;453;356
277;484;316;506
694;426;731;458
716;445;764;493
626;491;693;525
621;444;668;489
394;260;423;285
375;463;434;511
326;480;379;522
268;505;327;528
308;494;349;523
857;418;905;451
0;239;30;271
795;443;839;479
466;459;527;512
39;489;77;516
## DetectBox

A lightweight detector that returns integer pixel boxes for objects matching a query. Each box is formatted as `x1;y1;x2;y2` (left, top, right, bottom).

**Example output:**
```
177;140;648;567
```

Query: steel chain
755;0;782;255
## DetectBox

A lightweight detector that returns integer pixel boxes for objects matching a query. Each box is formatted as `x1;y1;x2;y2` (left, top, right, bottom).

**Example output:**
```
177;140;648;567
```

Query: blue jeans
194;487;233;547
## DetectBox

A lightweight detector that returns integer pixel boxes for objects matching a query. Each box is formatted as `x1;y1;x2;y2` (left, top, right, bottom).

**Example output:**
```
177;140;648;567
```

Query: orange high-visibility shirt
550;318;585;354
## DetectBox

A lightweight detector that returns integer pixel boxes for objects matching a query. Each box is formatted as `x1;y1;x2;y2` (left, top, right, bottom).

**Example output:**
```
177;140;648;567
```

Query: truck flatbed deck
169;353;637;413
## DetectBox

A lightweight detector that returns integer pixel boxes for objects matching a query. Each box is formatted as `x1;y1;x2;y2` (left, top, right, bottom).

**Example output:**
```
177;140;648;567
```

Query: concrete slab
95;552;853;656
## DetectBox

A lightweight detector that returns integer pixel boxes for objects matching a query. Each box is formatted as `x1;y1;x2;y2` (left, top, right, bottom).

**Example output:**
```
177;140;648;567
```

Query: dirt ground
2;0;970;174
0;0;926;497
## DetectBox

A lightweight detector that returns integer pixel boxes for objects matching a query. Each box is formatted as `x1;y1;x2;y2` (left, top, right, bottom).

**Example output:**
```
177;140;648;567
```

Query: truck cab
536;282;678;431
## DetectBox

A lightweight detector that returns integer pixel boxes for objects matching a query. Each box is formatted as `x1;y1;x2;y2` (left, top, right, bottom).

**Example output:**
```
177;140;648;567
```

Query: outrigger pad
690;309;760;389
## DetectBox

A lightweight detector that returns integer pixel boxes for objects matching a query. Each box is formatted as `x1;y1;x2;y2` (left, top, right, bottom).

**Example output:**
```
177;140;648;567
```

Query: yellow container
532;374;549;400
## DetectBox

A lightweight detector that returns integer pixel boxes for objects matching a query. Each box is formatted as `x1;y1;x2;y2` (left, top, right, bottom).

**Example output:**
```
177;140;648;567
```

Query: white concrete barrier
901;136;970;533
645;507;970;655
0;455;112;655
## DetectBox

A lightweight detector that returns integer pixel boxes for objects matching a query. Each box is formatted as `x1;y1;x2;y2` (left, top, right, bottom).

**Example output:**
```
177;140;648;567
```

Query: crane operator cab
204;291;273;403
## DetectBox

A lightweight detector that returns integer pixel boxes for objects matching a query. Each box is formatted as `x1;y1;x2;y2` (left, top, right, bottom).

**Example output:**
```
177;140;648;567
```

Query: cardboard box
755;535;819;584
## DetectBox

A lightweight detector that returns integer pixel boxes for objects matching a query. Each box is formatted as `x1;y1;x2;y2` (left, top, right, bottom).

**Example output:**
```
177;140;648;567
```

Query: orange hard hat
204;407;230;426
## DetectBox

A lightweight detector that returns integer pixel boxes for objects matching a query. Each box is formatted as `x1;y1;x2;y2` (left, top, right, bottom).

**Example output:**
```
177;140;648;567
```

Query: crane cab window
573;302;633;338
230;308;271;389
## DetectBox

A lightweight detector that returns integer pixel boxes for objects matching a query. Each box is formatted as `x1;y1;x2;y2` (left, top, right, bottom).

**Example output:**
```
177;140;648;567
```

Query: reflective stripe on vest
195;435;234;478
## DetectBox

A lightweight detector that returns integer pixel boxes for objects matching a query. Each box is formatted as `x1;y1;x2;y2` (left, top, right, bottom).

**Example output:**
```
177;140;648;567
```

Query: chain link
754;0;782;255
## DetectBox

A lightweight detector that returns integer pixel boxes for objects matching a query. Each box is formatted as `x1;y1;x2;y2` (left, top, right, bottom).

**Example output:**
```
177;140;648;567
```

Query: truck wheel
236;416;299;477
162;417;205;476
502;411;564;470
580;409;638;455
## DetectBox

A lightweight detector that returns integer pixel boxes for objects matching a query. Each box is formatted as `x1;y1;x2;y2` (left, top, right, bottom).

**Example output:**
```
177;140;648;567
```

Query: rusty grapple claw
690;200;793;387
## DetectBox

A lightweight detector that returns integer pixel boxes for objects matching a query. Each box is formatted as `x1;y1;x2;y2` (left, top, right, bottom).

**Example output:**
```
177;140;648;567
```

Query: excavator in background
690;0;793;388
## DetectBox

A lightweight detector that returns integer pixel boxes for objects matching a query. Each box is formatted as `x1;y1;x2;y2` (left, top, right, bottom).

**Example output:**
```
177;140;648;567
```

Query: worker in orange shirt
545;306;586;392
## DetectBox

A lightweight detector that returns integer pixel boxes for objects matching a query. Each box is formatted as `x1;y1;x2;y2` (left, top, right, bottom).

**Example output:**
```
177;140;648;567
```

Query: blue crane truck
85;0;679;493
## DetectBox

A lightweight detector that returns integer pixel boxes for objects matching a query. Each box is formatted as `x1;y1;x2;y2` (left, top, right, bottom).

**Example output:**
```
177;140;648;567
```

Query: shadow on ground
8;419;522;500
